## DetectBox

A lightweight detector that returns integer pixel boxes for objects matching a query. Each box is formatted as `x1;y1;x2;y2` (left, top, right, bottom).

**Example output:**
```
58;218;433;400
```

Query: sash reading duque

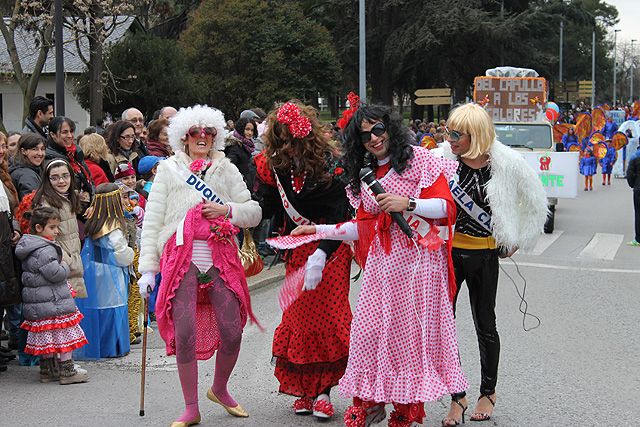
165;160;226;246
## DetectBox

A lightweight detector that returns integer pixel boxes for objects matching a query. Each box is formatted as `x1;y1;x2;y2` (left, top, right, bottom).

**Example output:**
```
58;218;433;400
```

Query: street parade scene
0;0;639;426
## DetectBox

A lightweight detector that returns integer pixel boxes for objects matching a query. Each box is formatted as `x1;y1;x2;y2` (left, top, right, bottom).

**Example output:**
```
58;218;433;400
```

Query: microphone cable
499;256;541;332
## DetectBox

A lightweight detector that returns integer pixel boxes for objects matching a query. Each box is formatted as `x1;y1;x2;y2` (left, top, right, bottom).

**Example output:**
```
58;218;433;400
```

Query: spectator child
74;183;134;359
115;162;146;209
15;207;89;384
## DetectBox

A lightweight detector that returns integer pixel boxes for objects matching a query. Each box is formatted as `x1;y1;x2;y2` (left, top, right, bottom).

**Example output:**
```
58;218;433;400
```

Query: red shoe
293;397;313;415
313;397;335;419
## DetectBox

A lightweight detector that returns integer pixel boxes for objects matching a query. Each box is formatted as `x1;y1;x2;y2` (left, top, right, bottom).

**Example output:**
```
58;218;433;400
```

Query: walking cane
139;287;151;416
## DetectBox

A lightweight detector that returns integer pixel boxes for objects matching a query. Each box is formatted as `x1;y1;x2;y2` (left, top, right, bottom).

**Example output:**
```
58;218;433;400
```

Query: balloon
545;108;559;122
546;102;560;113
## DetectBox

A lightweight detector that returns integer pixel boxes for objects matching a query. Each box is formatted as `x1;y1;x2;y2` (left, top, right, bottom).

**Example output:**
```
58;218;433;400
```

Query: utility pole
559;20;564;81
358;0;366;103
613;29;621;106
631;39;637;103
592;30;596;107
54;0;65;115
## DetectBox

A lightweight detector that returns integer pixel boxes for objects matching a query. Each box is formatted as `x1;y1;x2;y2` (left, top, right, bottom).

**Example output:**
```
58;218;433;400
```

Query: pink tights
172;264;243;422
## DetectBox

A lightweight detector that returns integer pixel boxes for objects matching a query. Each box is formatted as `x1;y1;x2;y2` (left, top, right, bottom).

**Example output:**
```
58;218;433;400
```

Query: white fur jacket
435;141;548;251
139;151;262;273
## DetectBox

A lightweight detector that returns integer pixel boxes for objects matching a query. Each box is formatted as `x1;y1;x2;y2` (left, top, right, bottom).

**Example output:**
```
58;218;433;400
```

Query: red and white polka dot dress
339;147;468;404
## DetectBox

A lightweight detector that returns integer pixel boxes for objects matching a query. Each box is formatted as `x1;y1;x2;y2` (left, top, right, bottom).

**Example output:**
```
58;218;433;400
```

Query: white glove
303;249;327;291
138;272;157;298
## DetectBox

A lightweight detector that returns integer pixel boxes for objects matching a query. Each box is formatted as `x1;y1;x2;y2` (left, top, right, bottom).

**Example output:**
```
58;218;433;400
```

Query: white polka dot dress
339;147;468;404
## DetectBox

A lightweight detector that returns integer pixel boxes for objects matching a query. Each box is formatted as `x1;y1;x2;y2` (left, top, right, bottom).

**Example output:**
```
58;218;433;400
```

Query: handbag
238;229;263;277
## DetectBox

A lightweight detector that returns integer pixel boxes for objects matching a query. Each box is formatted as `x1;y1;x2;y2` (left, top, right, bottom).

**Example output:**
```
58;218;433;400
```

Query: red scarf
352;172;458;302
65;144;92;184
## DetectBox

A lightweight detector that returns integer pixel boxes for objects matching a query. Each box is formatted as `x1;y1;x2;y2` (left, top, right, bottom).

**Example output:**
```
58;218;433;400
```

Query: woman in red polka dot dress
254;101;353;421
293;105;468;427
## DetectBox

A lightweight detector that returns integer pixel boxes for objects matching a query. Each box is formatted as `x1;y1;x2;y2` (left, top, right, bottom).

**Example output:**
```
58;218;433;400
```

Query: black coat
627;151;640;191
0;212;20;307
9;161;42;199
257;156;351;258
224;135;256;193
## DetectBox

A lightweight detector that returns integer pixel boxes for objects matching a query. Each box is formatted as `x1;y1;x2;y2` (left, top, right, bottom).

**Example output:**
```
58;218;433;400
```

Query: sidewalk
246;259;285;292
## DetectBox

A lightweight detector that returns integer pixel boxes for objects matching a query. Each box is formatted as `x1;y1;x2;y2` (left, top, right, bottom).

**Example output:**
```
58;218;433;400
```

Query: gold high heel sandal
170;414;201;427
207;389;249;418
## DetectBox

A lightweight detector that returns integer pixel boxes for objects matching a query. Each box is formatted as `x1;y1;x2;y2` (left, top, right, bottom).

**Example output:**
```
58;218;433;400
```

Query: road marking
578;233;624;260
501;260;640;274
521;230;564;255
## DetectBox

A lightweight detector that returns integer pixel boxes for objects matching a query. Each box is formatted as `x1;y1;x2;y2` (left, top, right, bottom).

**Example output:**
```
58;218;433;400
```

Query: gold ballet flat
170;414;201;427
206;388;249;418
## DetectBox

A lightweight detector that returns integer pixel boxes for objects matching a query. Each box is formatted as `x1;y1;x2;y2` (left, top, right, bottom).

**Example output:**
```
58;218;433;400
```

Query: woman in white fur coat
435;103;547;425
138;105;262;427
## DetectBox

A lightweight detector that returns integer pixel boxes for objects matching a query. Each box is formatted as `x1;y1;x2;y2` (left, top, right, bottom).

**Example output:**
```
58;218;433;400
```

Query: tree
64;1;140;125
73;33;199;118
0;0;54;124
179;0;341;117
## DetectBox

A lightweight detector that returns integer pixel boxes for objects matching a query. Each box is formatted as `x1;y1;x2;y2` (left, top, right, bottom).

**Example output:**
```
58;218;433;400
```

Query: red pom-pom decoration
344;405;367;427
276;102;312;139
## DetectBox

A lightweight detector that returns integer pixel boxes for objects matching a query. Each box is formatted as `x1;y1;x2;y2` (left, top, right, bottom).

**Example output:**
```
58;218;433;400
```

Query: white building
0;16;140;132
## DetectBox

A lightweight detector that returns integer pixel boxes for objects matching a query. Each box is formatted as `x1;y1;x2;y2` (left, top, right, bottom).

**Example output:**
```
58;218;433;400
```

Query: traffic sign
414;88;451;105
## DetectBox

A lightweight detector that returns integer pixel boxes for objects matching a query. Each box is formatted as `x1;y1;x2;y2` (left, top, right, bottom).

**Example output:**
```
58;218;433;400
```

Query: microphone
359;167;414;238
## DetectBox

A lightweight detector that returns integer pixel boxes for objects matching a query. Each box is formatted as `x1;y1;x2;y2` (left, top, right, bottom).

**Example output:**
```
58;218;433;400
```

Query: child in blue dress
75;183;134;359
580;148;597;191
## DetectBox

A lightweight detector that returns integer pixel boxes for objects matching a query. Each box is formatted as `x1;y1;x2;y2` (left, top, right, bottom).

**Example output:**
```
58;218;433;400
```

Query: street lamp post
358;0;366;103
559;20;564;81
631;39;637;103
613;29;621;106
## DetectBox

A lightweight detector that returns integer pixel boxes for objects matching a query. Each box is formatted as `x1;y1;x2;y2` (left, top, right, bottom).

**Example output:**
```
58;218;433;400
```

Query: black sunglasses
360;122;386;143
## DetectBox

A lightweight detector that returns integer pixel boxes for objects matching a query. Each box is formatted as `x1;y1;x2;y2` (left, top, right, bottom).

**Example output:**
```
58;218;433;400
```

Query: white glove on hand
138;272;156;298
303;249;327;291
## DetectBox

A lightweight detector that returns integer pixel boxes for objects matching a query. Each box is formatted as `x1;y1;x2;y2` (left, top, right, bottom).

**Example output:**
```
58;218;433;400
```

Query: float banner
519;151;579;198
474;76;547;122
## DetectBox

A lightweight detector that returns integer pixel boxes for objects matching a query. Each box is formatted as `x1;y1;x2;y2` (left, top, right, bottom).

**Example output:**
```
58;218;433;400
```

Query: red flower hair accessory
276;102;312;139
337;91;361;130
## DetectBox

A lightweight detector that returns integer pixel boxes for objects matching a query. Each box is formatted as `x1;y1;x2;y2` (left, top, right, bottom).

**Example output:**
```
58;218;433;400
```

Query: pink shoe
293;397;313;415
313;397;335;419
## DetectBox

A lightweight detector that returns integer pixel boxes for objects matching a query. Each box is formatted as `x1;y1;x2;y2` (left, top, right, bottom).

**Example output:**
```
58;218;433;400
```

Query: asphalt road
2;176;638;427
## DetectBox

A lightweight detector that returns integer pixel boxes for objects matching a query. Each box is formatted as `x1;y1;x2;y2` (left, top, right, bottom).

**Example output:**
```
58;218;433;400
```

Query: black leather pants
451;247;500;398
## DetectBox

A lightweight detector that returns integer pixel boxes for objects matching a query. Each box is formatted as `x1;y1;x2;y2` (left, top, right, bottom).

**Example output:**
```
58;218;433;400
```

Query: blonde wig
84;182;126;239
447;103;496;159
167;105;226;155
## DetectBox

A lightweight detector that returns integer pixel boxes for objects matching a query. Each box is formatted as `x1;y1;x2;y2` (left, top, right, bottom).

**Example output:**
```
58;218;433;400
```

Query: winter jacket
113;140;148;175
434;140;548;252
22;118;48;140
0;211;20;307
85;158;110;186
627;149;640;191
224;133;256;192
15;234;75;321
139;150;262;273
39;198;86;298
10;161;42;199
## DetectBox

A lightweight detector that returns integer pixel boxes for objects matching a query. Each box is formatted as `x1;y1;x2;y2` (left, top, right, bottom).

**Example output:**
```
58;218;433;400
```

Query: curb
247;263;285;292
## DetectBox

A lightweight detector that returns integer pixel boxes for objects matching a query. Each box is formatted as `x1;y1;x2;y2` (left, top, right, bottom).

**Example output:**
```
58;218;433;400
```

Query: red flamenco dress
255;153;353;399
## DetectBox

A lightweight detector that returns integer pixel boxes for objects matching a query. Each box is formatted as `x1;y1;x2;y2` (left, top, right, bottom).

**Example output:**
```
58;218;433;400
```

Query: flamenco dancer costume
155;204;258;425
339;148;467;426
255;152;352;417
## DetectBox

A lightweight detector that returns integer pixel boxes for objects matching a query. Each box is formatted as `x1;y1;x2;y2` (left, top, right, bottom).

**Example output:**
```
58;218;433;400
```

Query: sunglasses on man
360;122;386;143
447;128;469;143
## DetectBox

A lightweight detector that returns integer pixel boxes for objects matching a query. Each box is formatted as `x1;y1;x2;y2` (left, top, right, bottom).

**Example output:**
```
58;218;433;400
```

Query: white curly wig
167;105;226;154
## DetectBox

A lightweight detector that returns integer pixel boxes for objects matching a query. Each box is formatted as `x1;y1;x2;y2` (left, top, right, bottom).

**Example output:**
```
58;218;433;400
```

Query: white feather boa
434;141;548;251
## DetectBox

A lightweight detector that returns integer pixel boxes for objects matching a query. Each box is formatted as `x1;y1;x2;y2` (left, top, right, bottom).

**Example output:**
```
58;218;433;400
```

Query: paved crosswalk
518;230;631;261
